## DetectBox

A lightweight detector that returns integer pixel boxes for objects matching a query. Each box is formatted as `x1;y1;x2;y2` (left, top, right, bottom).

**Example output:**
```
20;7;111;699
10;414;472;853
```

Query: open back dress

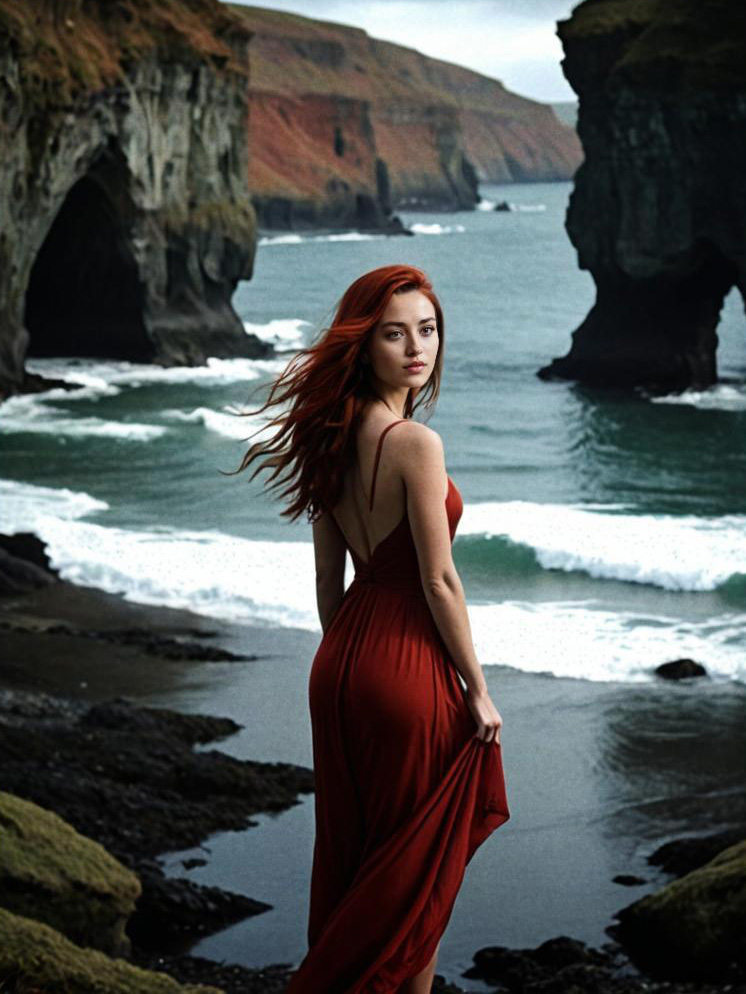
285;418;510;993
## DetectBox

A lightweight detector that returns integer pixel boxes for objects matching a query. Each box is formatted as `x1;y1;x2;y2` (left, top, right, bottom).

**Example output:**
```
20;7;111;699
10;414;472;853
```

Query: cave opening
25;143;153;361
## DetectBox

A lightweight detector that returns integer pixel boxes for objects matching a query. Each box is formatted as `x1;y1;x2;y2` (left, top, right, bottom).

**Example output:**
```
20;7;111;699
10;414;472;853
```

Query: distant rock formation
0;0;270;401
538;0;746;391
228;5;582;230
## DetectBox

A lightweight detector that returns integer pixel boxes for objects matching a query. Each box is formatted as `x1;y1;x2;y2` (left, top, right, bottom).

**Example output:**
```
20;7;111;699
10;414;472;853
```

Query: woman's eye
422;326;435;335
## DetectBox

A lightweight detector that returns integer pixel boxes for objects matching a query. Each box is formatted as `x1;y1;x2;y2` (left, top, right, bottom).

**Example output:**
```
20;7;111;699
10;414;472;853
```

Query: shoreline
1;537;744;993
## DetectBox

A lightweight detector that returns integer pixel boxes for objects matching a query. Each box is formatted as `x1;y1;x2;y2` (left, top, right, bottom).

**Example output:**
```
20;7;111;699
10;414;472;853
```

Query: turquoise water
2;180;745;682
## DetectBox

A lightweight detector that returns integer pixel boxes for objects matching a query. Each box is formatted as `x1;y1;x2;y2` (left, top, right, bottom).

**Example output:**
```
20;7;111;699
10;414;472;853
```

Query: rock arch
25;142;154;362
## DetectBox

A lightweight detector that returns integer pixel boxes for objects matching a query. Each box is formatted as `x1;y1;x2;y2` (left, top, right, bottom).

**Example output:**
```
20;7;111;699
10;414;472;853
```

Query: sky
227;0;580;103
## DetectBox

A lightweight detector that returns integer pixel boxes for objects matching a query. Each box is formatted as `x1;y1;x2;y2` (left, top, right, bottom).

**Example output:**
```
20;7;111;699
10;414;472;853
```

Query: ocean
3;180;745;684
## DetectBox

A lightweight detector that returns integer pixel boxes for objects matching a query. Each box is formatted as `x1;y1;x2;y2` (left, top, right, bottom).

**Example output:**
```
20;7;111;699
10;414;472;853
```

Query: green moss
621;840;746;969
162;198;256;245
560;0;746;89
0;906;224;994
0;791;140;955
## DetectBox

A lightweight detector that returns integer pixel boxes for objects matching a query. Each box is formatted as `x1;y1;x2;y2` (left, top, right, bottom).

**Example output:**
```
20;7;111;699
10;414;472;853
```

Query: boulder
0;790;140;956
0;906;222;994
614;839;746;980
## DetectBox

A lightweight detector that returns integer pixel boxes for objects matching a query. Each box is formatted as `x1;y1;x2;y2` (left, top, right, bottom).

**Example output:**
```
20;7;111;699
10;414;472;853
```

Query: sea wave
23;355;289;396
458;500;746;592
2;480;743;684
258;231;385;246
408;223;466;235
647;383;746;411
0;394;166;440
243;318;311;350
162;405;275;441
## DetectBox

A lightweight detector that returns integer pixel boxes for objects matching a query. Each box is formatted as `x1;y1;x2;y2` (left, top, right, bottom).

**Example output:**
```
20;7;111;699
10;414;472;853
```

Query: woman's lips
404;362;425;373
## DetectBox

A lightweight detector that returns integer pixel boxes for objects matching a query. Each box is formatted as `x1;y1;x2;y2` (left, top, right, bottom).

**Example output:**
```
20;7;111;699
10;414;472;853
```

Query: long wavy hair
222;264;445;523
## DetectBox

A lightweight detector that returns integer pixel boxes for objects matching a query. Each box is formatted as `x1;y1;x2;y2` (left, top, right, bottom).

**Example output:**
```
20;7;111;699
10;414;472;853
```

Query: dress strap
369;419;409;511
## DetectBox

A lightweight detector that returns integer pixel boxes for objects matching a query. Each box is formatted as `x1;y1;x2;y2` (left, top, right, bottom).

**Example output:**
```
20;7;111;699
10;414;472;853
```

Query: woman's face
366;289;439;390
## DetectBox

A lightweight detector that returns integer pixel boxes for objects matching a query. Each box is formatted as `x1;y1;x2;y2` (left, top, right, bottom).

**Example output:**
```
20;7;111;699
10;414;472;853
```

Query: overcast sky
228;0;579;102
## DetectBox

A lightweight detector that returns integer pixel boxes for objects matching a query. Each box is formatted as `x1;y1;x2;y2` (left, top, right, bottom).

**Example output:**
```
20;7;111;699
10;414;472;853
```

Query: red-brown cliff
228;5;583;230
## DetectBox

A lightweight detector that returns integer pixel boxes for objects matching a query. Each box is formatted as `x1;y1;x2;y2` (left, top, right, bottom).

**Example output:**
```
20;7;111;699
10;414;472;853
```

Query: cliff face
0;0;270;401
538;0;746;392
228;5;582;229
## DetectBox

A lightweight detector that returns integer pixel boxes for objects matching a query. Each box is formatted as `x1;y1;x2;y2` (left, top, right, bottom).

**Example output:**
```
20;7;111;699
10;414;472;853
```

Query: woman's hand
465;686;503;743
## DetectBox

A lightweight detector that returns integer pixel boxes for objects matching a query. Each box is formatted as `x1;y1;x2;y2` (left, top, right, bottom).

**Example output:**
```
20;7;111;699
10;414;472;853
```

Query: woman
229;264;510;993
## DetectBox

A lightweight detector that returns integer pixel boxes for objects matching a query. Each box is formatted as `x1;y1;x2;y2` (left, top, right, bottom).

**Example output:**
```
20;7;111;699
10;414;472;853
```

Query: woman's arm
397;424;488;697
312;511;347;634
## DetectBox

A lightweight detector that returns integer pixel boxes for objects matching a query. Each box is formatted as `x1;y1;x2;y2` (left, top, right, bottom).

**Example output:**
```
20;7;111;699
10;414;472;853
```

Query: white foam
243;318;311;350
24;356;289;394
469;600;746;684
648;384;746;411
477;198;496;211
2;479;743;683
162;405;277;441
0;394;166;440
0;478;109;524
459;501;746;592
409;223;466;235
258;231;384;246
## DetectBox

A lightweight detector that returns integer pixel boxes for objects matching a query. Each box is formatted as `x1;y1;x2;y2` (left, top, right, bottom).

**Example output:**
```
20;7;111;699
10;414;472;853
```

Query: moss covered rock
615;839;746;980
0;790;140;956
0;906;223;993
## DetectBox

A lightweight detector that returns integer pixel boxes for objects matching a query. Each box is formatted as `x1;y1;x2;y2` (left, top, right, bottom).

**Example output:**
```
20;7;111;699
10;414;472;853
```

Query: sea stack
538;0;746;392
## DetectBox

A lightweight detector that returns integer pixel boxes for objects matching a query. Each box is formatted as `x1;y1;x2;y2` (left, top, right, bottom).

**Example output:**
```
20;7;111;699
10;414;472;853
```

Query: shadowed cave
25;145;154;361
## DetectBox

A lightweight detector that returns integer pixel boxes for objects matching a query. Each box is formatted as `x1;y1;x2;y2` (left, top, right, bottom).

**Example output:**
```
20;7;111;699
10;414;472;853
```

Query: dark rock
613;874;648;886
648;828;746;877
537;1;746;392
494;200;512;211
181;857;208;870
654;658;708;680
127;859;272;949
0;533;59;577
0;548;58;596
129;947;296;994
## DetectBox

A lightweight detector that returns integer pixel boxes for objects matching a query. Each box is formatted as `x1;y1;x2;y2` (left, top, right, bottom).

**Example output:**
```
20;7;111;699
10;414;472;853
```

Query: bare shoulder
389;421;446;488
390;420;443;460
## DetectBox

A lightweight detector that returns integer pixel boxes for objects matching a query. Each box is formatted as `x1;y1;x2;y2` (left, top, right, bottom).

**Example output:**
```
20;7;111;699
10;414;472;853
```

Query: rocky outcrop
538;0;746;391
0;790;141;956
613;839;746;981
0;906;222;994
0;0;271;402
228;5;582;228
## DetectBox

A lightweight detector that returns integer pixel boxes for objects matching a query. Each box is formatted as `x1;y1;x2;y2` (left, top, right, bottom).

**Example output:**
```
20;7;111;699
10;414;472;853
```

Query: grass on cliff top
0;0;250;109
0;907;224;994
560;0;746;87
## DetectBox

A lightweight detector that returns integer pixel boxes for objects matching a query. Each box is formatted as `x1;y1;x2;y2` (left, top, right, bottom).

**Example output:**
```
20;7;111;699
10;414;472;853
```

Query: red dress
286;419;510;993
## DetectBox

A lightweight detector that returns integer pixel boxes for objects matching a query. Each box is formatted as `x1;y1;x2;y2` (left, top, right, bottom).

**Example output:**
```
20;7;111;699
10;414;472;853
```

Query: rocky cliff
228;5;582;229
0;0;270;401
538;0;746;391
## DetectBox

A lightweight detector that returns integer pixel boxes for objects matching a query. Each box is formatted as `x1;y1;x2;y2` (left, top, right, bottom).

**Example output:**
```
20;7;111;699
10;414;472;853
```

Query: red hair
222;264;445;523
